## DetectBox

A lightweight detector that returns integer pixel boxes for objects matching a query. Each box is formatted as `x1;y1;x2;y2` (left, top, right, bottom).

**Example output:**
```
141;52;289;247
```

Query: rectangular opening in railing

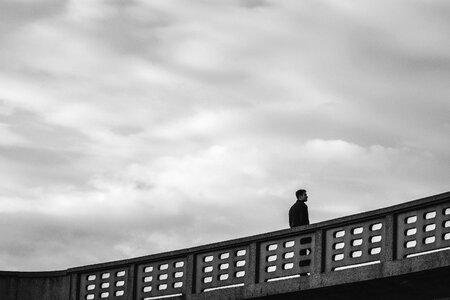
195;246;249;292
325;219;384;272
397;201;450;259
79;267;130;300
136;257;187;300
258;233;314;282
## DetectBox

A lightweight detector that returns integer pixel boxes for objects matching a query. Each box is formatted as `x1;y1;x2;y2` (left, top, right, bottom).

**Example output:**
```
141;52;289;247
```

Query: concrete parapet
0;271;70;300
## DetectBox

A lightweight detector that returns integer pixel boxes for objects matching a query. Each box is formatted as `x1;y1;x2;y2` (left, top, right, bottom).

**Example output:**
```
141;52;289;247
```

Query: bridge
1;191;450;300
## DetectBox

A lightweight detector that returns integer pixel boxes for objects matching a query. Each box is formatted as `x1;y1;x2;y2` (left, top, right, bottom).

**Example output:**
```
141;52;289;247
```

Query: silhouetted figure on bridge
289;189;309;228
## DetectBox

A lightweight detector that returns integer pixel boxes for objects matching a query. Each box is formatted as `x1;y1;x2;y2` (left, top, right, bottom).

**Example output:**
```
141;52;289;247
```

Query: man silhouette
289;189;309;228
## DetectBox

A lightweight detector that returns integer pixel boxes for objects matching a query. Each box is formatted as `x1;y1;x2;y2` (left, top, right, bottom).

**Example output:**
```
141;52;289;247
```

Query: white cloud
0;0;449;271
0;124;26;146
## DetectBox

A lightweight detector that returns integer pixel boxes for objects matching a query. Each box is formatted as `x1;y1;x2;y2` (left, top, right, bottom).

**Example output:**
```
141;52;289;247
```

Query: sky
0;0;449;271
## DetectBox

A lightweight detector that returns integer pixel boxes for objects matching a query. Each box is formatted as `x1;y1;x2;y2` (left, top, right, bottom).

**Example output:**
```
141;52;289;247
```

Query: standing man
289;189;309;228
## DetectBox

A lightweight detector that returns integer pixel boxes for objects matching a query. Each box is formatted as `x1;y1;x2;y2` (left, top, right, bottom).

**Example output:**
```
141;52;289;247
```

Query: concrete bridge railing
1;191;450;300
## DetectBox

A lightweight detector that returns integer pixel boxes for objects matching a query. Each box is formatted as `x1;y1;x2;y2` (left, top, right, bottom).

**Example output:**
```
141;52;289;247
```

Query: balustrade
325;218;384;272
195;246;249;292
259;233;314;282
396;202;450;259
137;257;187;299
80;268;130;300
69;192;450;300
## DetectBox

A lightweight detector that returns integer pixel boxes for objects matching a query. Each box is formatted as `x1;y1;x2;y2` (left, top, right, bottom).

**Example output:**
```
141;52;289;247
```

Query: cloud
0;124;26;146
0;0;449;271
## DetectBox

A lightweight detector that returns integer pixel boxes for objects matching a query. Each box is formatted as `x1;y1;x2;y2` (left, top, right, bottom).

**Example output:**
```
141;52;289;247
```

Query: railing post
247;242;258;285
12;275;18;300
313;229;324;275
69;273;78;300
128;264;136;300
383;214;396;262
185;254;195;300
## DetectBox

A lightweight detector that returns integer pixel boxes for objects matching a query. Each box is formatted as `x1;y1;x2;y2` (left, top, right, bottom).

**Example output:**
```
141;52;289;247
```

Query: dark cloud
92;4;172;58
0;0;67;36
240;0;271;9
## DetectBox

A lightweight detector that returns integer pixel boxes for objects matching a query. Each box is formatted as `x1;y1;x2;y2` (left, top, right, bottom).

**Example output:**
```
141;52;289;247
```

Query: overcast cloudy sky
0;0;449;271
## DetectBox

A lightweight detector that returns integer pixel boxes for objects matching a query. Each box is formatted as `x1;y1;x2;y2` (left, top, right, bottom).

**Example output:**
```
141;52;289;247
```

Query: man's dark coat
289;201;309;227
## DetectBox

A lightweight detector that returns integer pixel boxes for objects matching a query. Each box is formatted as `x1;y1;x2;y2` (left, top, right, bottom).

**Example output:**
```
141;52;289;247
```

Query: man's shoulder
289;202;296;210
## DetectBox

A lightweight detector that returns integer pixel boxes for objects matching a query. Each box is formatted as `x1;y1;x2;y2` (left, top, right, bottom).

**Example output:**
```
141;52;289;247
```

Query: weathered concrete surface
1;251;449;300
0;272;69;300
0;275;16;300
189;251;450;300
2;264;449;300
250;266;450;300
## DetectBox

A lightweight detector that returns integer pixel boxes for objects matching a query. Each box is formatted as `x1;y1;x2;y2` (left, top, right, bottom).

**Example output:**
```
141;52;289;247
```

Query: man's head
296;189;308;202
